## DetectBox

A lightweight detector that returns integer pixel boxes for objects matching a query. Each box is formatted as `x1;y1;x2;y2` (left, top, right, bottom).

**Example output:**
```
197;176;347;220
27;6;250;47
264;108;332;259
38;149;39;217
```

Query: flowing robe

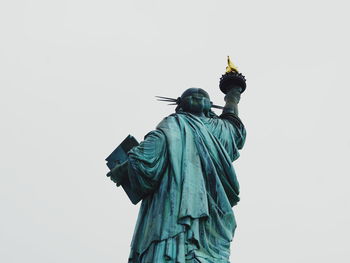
124;112;246;263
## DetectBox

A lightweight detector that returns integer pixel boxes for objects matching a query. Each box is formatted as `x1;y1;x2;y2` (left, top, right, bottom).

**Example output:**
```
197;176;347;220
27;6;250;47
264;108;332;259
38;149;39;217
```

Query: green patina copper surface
107;86;246;263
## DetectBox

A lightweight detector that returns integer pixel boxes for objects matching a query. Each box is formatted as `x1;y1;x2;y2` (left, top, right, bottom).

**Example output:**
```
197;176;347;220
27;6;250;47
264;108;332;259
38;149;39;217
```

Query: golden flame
226;56;239;73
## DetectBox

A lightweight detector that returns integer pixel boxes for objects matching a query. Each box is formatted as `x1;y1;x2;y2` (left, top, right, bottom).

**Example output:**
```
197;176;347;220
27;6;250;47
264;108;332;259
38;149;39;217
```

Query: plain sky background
1;0;350;262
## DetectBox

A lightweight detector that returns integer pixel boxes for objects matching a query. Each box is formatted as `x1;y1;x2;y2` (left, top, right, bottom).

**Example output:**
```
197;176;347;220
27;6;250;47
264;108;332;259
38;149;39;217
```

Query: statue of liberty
106;57;247;263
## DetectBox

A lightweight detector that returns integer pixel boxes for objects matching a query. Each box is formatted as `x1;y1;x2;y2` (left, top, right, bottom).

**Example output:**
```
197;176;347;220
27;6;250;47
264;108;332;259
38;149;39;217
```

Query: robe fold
124;112;246;263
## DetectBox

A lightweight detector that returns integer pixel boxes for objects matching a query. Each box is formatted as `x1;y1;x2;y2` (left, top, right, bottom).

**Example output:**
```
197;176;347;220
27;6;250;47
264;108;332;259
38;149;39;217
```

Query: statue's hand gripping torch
219;56;247;115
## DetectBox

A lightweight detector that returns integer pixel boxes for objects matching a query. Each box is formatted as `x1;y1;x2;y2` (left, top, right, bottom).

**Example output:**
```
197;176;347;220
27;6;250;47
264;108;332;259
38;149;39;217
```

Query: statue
106;57;247;263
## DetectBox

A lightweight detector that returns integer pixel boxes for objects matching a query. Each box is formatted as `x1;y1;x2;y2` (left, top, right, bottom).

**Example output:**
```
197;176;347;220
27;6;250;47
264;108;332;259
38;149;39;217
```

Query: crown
219;56;246;94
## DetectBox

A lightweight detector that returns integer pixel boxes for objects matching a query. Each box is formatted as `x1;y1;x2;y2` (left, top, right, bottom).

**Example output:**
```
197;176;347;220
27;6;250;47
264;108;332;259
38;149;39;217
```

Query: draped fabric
125;112;246;263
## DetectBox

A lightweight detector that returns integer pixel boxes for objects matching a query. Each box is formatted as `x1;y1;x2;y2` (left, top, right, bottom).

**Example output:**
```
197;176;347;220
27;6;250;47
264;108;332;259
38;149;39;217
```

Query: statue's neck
192;112;205;117
184;112;206;118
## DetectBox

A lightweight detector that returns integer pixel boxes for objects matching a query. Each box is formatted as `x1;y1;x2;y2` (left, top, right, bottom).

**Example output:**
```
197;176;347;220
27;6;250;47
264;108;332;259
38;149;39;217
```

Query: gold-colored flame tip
226;56;239;73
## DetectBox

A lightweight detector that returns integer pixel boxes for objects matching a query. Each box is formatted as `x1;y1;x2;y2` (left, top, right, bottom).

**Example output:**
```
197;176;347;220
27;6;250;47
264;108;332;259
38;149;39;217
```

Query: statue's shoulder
156;113;180;129
156;113;195;131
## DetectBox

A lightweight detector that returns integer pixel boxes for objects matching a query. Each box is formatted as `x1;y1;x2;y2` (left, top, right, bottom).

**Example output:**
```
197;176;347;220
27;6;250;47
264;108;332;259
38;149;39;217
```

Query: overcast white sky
1;0;350;262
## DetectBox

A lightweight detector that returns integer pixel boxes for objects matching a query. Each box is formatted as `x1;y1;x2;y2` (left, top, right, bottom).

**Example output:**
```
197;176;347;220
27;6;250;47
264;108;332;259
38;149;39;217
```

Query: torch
219;56;247;94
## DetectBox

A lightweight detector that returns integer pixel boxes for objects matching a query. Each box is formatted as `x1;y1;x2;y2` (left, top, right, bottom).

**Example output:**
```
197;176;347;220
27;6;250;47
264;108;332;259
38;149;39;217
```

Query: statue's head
178;88;212;116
